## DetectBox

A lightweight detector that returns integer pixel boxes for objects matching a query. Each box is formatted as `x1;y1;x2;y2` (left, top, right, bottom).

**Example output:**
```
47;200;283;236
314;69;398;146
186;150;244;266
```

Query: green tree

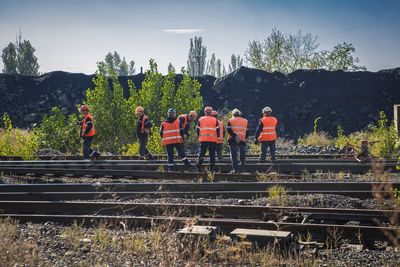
1;43;18;74
1;31;40;75
37;107;81;154
101;51;135;76
245;28;365;73
187;36;207;76
228;54;243;73
168;62;176;73
85;63;137;152
206;53;216;76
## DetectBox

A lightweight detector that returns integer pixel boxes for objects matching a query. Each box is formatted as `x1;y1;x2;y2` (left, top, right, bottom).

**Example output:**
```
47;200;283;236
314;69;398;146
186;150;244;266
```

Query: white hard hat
262;106;272;113
232;108;241;115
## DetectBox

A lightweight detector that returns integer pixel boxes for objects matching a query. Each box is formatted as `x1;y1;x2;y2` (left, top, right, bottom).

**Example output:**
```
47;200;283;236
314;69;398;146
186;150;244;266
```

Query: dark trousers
139;135;152;158
229;142;246;172
216;143;223;161
166;143;191;171
83;136;94;159
260;141;276;161
197;142;216;170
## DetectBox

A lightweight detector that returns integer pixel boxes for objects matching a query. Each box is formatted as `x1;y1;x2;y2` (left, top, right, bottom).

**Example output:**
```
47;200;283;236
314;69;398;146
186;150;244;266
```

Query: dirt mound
0;67;399;138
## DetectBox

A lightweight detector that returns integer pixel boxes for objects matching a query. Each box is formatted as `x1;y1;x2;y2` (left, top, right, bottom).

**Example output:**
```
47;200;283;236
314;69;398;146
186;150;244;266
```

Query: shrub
298;117;332;147
0;114;39;159
36;107;81;154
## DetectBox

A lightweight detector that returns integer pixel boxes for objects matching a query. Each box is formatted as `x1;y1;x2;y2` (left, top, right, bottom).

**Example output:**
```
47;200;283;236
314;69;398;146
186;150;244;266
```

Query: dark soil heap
1;67;399;138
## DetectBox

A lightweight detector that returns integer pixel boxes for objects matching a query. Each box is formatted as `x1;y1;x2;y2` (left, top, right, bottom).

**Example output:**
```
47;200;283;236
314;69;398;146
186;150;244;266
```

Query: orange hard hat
79;105;89;112
204;106;213;115
212;110;219;117
135;106;144;114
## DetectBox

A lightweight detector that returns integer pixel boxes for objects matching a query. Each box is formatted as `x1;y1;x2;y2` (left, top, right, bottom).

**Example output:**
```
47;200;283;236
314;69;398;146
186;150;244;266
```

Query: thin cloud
163;28;205;34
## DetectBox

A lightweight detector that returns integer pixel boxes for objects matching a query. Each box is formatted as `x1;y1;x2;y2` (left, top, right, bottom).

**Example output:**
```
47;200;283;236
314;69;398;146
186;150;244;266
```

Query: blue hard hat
167;108;176;117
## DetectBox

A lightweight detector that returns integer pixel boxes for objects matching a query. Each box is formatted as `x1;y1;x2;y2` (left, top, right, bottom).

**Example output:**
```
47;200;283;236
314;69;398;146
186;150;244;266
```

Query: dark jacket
179;114;191;135
159;117;185;139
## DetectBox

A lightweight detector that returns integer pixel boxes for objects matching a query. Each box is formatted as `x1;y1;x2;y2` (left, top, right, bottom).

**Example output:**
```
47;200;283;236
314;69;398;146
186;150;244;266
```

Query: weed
268;185;288;206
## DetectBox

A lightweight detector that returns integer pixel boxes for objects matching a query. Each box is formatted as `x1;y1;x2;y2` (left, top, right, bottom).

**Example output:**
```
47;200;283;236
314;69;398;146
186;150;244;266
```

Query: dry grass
0;218;39;266
267;185;288;206
298;131;332;147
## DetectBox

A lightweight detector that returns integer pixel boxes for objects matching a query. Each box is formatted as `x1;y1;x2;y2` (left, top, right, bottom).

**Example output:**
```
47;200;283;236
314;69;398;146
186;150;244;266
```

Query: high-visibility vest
178;114;188;129
217;120;224;144
198;116;218;143
140;115;149;134
258;116;278;141
161;119;183;145
228;117;248;142
82;113;96;137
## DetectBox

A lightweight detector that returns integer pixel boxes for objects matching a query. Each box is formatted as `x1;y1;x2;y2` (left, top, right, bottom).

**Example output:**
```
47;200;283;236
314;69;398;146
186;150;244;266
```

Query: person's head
79;105;89;115
232;108;241;117
262;106;272;116
188;110;198;122
204;106;213;116
212;110;219;118
135;106;144;117
167;108;176;118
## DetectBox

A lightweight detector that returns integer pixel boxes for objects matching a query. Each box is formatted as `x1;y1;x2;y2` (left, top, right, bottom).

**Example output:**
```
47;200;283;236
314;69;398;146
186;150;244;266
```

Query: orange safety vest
140;115;149;134
161;119;183;145
178;114;188;129
258;116;278;141
198;116;218;143
82;113;96;137
228;117;248;142
217;120;224;144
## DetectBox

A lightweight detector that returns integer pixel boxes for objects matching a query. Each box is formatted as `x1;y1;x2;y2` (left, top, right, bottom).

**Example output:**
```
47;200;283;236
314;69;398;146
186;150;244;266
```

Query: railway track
0;182;397;201
0;201;397;242
0;159;397;176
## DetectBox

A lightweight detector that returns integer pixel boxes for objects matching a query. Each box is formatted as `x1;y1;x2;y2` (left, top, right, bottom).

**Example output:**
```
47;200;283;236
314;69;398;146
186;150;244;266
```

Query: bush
120;126;164;155
36;107;81;154
0;114;39;159
298;117;332;147
333;111;398;158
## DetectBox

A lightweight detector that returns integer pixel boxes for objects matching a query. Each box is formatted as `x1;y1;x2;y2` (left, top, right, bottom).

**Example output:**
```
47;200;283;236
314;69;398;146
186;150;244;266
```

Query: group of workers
78;104;278;173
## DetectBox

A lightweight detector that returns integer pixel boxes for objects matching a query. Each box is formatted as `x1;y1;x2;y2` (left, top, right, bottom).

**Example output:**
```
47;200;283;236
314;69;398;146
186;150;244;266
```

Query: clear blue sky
0;0;399;74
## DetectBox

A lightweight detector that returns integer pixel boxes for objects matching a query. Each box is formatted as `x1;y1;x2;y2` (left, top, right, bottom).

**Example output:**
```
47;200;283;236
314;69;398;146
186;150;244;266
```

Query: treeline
1;28;365;76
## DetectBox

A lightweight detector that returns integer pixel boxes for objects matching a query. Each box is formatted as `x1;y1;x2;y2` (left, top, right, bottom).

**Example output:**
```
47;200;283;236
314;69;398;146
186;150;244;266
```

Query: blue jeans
139;135;151;158
229;142;246;172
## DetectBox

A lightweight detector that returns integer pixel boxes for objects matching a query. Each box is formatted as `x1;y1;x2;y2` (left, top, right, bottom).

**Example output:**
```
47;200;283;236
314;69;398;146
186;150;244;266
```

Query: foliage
267;185;288;206
85;63;137;152
100;51;135;76
245;28;365;73
298;117;332;147
36;107;81;154
168;62;176;73
1;31;40;75
0;114;39;159
333;111;398;158
187;36;207;76
122;59;203;154
228;54;243;73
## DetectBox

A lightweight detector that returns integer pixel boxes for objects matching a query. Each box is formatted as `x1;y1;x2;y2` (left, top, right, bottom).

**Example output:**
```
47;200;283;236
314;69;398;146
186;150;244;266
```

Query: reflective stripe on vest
178;114;188;129
217;120;224;144
228;117;248;142
162;120;183;145
82;113;96;137
258;116;278;141
199;116;218;143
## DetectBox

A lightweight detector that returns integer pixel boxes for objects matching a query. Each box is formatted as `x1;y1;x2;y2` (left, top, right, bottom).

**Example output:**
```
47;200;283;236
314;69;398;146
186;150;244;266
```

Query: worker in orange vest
135;106;154;160
254;106;278;162
79;105;100;159
160;108;192;171
227;108;249;173
212;110;224;161
196;106;220;172
178;111;198;138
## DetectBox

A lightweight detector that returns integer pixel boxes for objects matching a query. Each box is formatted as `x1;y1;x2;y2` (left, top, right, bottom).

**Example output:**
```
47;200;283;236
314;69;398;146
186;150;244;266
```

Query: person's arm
216;120;220;137
179;119;185;138
196;121;200;136
227;121;236;138
144;117;152;129
254;120;263;140
159;123;164;138
245;121;250;140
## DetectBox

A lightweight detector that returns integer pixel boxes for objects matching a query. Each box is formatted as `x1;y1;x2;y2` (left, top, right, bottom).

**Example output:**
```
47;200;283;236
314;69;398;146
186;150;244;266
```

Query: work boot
259;158;266;163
